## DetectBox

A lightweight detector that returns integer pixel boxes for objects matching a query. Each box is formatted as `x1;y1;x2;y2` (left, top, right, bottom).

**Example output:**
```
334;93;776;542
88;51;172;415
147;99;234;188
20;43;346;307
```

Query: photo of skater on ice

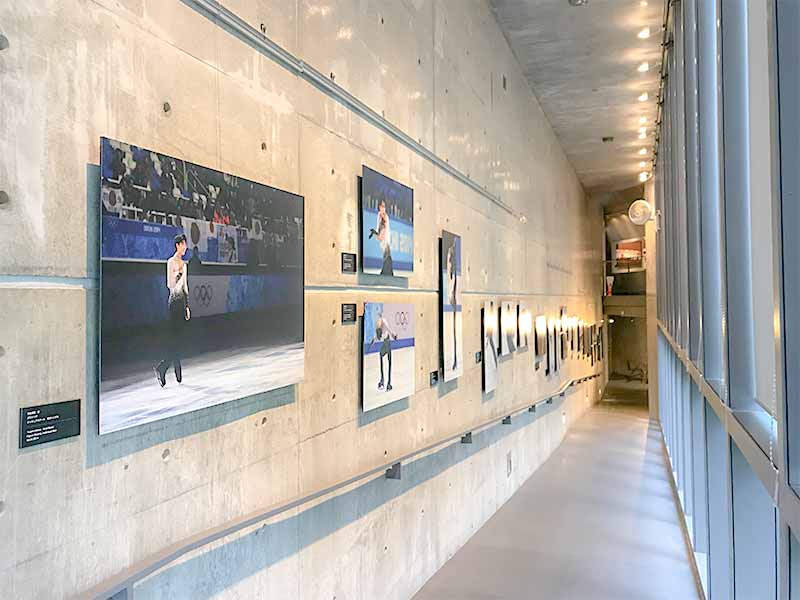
361;166;414;277
99;137;304;434
441;230;463;382
362;302;415;411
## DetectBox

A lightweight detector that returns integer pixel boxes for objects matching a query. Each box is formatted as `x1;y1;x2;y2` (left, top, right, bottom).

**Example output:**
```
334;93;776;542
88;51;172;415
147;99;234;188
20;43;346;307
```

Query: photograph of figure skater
370;312;397;392
500;301;518;355
482;300;499;392
361;166;414;278
100;137;304;434
441;230;463;382
153;233;191;387
362;302;415;411
368;198;393;275
518;302;532;349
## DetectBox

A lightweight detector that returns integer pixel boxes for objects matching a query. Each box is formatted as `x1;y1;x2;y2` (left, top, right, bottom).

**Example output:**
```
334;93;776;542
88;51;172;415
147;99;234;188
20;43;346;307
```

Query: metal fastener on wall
385;462;402;480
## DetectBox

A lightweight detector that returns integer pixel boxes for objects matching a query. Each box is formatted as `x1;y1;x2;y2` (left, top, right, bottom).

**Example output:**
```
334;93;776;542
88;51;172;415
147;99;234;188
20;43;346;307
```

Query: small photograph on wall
362;302;416;411
441;230;463;382
482;300;500;392
500;300;518;355
612;237;645;273
361;166;414;277
551;320;559;373
535;315;547;358
518;302;532;349
99;137;304;435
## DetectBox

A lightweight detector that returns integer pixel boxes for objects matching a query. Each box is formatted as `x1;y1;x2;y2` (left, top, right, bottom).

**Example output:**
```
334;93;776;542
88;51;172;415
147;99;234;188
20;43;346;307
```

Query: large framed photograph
500;300;518;355
440;230;463;382
362;302;415;411
99;137;304;434
482;300;499;392
360;166;414;277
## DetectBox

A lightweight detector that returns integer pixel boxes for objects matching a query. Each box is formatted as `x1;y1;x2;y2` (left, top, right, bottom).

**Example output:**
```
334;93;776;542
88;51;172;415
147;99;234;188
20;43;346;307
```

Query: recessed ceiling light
640;1;648;6
638;132;647;139
637;62;649;72
638;92;649;102
639;161;647;168
639;148;647;155
638;126;647;134
639;171;651;182
639;116;647;124
638;27;651;39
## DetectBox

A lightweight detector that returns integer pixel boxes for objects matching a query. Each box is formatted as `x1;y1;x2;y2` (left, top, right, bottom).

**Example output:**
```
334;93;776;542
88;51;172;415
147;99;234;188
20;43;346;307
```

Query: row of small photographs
482;304;603;393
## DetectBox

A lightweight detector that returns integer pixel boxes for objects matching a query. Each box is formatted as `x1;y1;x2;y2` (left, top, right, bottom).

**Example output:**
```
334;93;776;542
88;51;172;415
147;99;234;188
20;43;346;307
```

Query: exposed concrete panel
490;0;665;192
0;1;605;598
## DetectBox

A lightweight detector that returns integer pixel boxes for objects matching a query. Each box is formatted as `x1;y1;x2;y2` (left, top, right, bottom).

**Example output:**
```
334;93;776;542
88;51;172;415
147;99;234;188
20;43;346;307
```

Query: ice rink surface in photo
442;311;463;382
362;346;415;411
100;342;304;433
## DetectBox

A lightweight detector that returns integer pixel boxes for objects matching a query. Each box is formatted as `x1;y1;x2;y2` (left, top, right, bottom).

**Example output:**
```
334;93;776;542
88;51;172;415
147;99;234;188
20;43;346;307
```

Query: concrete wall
0;1;604;598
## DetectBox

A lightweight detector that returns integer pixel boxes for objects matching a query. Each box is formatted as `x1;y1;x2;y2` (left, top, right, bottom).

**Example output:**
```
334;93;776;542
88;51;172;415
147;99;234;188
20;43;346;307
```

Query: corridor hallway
414;397;701;600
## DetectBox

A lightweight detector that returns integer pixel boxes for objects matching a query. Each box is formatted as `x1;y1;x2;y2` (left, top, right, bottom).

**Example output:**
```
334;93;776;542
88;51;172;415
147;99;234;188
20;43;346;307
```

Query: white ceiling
490;0;664;193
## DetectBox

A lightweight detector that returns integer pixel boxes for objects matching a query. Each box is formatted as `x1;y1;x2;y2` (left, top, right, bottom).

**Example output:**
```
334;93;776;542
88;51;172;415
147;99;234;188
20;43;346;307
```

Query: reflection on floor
413;395;701;600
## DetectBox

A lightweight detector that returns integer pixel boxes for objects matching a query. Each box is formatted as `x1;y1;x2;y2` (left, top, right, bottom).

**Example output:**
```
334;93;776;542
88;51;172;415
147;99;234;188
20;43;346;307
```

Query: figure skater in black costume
371;312;398;392
446;239;458;371
154;234;191;386
368;197;393;276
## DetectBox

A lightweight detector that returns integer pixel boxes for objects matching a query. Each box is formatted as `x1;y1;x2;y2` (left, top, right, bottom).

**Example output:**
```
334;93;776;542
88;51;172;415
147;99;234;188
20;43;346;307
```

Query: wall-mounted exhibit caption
19;399;81;448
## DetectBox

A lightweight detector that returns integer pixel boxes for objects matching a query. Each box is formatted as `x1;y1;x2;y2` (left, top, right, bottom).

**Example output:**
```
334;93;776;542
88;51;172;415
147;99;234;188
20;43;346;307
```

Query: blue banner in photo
102;216;183;261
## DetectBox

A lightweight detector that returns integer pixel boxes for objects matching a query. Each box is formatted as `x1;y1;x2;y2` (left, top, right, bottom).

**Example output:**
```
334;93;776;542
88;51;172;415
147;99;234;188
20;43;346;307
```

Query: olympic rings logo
394;311;410;327
194;284;213;307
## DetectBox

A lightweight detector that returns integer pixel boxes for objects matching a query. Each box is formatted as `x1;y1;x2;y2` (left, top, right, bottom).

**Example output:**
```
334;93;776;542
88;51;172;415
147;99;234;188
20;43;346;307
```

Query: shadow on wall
131;395;566;599
84;164;297;466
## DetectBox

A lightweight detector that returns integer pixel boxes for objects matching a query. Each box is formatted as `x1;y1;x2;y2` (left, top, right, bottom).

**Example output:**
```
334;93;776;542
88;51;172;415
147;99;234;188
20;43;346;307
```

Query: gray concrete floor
413;399;701;600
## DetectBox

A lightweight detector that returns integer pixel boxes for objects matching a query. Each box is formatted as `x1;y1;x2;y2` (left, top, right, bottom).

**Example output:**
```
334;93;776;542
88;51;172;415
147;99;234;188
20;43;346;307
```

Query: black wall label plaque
475;351;482;364
341;252;357;273
429;370;440;386
19;399;81;449
341;303;357;324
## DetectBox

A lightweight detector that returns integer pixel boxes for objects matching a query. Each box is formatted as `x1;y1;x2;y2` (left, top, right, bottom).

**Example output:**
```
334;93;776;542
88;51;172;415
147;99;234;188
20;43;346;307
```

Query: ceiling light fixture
639;161;647;168
638;132;647;139
639;171;651;182
637;62;649;72
638;92;649;102
639;116;647;124
638;27;651;39
639;148;647;155
640;1;648;6
638;126;647;134
567;0;588;5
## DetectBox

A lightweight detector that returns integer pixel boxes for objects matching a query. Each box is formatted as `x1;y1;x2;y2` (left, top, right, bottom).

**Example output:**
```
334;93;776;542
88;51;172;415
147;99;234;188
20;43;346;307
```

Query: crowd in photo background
101;138;303;267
